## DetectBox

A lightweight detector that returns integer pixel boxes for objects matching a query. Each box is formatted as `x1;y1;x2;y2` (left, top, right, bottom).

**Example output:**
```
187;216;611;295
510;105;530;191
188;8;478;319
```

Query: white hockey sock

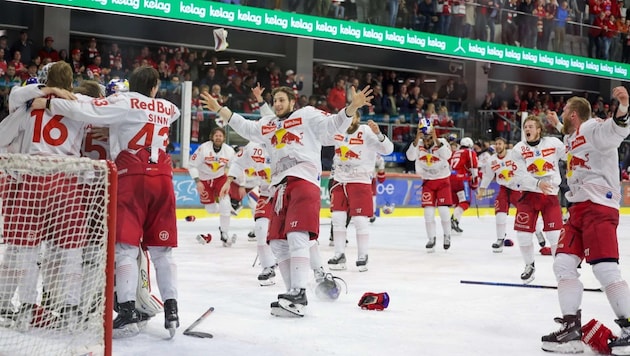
60;247;83;306
0;245;21;307
453;206;464;221
115;243;140;303
270;240;291;290
496;212;507;239
332;211;348;255
438;206;451;236
204;203;219;214
287;231;310;290
545;230;560;255
594;262;630;318
516;231;535;265
554;253;584;316
354;216;370;258
149;246;178;301
18;245;41;305
255;218;275;268
309;240;323;270
424;206;436;238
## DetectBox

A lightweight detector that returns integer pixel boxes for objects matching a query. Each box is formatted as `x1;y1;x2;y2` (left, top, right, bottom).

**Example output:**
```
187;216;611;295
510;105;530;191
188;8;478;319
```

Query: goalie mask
314;273;347;301
382;203;395;214
106;78;129;96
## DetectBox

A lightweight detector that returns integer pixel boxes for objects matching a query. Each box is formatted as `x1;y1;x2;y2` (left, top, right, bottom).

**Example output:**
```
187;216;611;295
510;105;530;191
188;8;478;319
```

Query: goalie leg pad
136;248;163;317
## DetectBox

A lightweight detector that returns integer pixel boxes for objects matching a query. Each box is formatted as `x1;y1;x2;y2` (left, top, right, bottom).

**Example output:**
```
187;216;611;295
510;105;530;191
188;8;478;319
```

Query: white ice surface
110;214;630;356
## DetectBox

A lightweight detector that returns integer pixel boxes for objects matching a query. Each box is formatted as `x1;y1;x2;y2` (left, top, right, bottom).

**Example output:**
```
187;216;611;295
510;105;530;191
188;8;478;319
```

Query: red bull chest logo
419;153;440;166
270;129;303;149
526;159;555;176
566;153;590;178
245;167;272;182
497;168;514;181
335;146;361;161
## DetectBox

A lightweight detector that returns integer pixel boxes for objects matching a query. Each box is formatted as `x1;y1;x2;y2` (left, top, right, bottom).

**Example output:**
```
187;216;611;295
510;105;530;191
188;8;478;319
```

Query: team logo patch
515;212;530;225
422;192;432;202
159;231;170;241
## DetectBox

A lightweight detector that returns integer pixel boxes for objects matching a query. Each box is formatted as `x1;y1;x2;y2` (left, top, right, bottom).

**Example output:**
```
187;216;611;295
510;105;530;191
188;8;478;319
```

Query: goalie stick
183;307;214;338
460;280;602;292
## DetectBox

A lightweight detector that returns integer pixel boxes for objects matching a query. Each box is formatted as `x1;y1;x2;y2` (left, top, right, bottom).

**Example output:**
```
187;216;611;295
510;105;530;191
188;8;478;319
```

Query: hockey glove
358;292;390;311
470;177;479;190
196;234;212;244
582;318;616;355
540;247;552;256
377;170;386;183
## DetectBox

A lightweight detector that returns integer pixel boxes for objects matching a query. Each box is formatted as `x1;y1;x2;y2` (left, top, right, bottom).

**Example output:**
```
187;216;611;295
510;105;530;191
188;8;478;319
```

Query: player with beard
478;137;521;252
324;113;393;272
406;118;453;252
201;85;373;317
540;88;630;354
188;127;236;247
509;116;565;284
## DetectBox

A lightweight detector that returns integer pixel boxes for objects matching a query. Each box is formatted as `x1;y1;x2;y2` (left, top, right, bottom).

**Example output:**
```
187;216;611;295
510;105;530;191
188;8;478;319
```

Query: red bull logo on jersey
335;146;361;161
245;167;272;182
567;153;590;178
204;157;228;172
130;98;176;115
270;129;303;149
418;153;440;166
526;159;555;176
497;168;515;181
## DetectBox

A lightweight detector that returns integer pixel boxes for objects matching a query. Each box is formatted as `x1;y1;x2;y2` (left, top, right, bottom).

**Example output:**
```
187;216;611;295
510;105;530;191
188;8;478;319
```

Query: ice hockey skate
356;255;368;272
541;310;583;353
219;227;231;247
164;299;179;339
0;306;16;327
113;301;140;339
443;235;451;250
536;231;546;247
272;289;307;317
451;215;463;234
521;263;535;284
258;266;276;286
426;236;436;253
328;253;347;270
609;318;630;355
492;238;505;253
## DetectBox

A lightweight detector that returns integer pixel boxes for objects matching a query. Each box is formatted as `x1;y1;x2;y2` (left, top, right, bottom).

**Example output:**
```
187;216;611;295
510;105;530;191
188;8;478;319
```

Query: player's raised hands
200;92;221;112
251;83;266;103
613;86;630;110
346;86;374;117
367;120;381;135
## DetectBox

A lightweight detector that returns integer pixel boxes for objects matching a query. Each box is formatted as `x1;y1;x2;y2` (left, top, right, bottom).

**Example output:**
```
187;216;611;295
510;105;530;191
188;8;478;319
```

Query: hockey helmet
106;78;129;96
314;273;347;301
460;137;474;148
37;62;55;85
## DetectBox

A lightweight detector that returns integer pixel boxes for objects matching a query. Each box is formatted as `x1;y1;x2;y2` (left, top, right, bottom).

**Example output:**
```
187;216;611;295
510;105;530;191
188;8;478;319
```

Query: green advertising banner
20;0;630;80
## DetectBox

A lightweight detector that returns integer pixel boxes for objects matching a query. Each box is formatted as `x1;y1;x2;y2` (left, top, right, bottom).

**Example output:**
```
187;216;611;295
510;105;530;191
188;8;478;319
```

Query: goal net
0;154;116;356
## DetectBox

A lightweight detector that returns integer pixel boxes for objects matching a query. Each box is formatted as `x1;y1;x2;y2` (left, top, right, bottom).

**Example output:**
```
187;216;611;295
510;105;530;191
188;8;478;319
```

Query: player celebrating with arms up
201;85;372;317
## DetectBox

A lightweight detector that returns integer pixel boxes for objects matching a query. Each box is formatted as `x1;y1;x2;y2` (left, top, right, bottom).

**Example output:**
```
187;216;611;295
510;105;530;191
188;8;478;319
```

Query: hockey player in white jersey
188;127;236;247
201;85;372;317
32;66;181;338
509;115;565;284
406;118;453;252
540;88;630;355
323;114;393;272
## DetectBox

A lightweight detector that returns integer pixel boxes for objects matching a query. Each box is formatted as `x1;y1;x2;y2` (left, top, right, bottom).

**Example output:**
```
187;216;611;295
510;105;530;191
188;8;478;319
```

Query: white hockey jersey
510;136;565;194
564;117;630;209
323;125;394;184
227;106;353;187
405;137;452;180
0;84;88;156
188;142;235;181
49;91;180;162
227;142;273;196
480;150;517;189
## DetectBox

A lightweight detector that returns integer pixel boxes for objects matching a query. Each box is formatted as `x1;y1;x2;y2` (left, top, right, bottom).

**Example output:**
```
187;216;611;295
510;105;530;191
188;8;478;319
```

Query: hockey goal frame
0;155;116;356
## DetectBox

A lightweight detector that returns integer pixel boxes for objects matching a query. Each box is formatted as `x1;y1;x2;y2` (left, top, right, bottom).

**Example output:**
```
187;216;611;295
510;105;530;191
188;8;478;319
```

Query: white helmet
38;62;55;85
460;137;474;148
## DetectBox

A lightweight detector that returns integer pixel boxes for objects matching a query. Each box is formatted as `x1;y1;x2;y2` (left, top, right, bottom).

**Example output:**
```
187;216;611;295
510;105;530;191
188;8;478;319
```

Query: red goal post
0;154;116;356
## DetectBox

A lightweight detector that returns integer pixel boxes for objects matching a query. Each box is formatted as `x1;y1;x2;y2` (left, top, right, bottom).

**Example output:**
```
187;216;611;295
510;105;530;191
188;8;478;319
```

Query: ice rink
109;213;630;356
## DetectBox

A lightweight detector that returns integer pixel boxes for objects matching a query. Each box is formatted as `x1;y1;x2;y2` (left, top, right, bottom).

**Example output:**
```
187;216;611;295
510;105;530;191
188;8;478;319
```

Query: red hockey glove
470;177;479;190
377;170;386;183
358;292;390;311
540;247;552;255
582;319;616;355
196;234;212;244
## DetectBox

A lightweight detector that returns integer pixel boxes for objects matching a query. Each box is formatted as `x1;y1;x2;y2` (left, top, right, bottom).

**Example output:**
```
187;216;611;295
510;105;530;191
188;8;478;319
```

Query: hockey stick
252;254;258;268
460;280;602;292
183;307;214;339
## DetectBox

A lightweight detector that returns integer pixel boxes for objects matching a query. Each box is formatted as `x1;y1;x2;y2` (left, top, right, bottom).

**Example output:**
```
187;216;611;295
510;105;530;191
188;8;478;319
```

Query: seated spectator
433;105;455;137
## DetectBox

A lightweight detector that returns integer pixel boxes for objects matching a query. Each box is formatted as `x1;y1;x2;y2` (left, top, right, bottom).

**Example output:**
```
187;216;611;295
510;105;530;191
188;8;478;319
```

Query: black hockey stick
460;280;602;292
183;307;214;338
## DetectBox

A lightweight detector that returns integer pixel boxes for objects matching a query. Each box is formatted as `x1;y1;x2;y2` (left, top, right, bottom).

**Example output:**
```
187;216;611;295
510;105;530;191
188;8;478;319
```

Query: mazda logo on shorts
516;212;529;225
